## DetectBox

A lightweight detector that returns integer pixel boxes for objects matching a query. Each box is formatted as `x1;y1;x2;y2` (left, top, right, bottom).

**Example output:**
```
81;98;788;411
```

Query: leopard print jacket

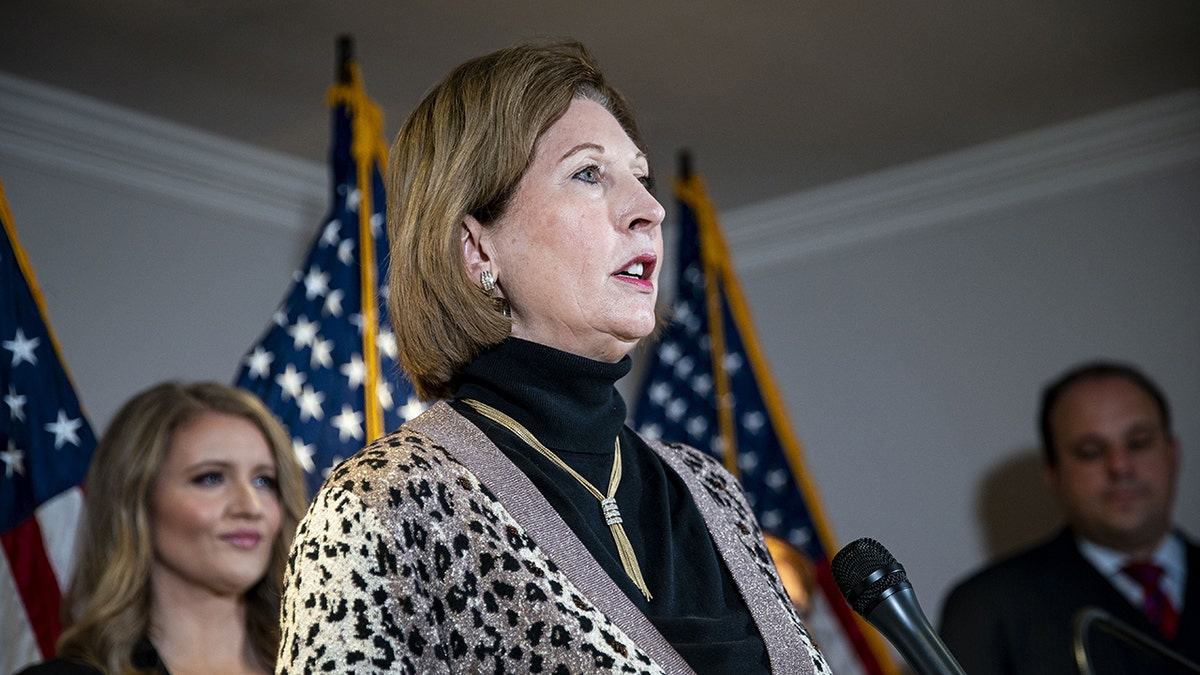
277;402;828;674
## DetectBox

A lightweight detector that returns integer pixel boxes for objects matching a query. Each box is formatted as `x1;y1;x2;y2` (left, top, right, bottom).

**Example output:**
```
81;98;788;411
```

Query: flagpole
676;153;740;477
677;149;692;182
237;41;412;496
337;35;353;85
327;36;389;443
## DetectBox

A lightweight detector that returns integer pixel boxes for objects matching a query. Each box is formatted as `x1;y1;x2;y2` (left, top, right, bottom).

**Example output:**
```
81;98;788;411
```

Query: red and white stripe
1;486;85;674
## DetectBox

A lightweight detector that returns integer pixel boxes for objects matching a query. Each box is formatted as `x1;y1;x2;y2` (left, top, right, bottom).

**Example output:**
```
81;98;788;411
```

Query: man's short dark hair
1038;360;1171;465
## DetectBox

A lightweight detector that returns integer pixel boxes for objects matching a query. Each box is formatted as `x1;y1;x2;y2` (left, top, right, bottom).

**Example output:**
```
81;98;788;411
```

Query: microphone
831;537;966;675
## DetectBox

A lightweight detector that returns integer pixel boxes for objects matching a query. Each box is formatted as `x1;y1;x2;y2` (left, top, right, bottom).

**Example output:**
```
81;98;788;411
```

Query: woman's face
149;412;282;600
477;97;665;362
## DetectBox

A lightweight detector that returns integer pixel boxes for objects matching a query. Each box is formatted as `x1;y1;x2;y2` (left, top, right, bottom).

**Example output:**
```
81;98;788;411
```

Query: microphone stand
1073;606;1200;675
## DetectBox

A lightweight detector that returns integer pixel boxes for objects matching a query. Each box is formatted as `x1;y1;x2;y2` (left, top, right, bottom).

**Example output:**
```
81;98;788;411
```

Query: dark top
450;337;771;675
17;639;168;674
939;527;1200;675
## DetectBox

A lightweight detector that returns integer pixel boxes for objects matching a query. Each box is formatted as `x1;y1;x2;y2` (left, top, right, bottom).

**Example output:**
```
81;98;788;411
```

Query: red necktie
1121;561;1179;640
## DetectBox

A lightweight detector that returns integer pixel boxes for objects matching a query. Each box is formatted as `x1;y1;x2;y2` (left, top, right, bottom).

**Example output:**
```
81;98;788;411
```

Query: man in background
939;360;1199;674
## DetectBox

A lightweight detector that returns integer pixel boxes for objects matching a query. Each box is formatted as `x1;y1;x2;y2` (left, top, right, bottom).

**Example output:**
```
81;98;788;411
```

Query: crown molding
722;90;1200;271
3;72;1197;254
0;71;326;231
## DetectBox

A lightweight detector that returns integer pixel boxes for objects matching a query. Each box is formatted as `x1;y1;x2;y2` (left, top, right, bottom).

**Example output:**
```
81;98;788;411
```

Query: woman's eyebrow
559;142;605;162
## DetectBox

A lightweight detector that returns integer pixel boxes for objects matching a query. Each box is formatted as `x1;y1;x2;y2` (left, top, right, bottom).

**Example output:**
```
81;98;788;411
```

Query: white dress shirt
1077;531;1186;612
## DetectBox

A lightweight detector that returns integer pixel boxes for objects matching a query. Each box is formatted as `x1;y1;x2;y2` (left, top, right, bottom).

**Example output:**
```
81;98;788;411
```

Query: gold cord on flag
462;398;653;601
678;174;739;477
328;62;389;443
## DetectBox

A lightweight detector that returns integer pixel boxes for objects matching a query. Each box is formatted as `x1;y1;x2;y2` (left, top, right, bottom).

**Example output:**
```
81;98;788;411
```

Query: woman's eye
637;174;655;192
254;475;279;490
573;165;600;184
193;472;223;486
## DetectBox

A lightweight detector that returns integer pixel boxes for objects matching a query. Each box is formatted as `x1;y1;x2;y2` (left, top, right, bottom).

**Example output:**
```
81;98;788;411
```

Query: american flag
632;172;895;675
1;181;97;673
234;61;421;498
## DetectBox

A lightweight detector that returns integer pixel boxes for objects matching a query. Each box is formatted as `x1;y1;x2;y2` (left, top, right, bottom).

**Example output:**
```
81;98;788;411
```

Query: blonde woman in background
18;381;306;675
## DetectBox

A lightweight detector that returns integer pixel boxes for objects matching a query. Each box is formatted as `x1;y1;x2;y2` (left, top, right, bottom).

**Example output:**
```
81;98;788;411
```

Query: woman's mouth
222;531;263;549
618;261;646;278
614;255;657;285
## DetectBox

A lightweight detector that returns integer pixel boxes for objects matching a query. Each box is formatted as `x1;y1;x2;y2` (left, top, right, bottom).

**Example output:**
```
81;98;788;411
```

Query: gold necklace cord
461;398;653;601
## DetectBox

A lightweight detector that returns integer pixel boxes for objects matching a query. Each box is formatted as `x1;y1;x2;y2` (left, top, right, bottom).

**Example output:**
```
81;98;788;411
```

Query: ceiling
3;1;1198;211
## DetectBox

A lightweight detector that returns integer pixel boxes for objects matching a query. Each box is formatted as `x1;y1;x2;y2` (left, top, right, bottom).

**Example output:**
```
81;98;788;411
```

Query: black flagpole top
337;35;354;84
677;149;692;180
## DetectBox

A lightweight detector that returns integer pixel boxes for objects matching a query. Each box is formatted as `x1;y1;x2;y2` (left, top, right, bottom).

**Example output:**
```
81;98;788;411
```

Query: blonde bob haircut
387;39;647;400
55;381;307;674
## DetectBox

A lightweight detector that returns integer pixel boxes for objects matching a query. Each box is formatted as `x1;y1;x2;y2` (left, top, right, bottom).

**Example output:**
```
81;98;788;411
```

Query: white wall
721;90;1200;624
3;71;1198;630
0;72;326;426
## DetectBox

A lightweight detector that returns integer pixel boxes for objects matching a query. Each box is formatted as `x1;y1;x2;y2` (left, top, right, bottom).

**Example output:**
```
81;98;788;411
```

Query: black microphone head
831;537;912;616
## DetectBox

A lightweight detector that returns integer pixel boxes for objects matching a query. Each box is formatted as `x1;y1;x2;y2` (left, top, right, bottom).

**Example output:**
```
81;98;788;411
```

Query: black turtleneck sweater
449;338;770;675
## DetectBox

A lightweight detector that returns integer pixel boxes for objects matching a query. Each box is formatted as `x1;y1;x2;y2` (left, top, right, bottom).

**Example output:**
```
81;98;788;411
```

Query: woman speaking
278;40;826;675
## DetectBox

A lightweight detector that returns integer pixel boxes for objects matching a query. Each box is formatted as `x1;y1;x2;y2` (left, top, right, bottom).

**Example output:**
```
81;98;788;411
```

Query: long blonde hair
387;39;647;400
55;381;306;674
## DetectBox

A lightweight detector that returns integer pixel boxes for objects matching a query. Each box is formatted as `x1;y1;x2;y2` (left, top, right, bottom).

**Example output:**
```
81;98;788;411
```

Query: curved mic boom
832;537;966;675
1073;606;1200;675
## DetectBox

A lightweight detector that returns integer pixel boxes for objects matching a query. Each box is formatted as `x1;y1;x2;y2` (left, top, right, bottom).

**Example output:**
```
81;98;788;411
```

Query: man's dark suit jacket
939;528;1200;675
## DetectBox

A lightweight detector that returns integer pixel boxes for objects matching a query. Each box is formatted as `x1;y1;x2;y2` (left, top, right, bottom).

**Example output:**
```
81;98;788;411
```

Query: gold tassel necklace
462;398;653;601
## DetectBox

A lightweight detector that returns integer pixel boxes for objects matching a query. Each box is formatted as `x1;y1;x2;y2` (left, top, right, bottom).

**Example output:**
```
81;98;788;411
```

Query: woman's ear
461;215;497;291
461;215;486;276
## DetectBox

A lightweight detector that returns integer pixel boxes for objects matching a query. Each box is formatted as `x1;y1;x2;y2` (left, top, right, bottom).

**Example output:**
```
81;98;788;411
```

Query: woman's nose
231;481;265;516
624;176;665;232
